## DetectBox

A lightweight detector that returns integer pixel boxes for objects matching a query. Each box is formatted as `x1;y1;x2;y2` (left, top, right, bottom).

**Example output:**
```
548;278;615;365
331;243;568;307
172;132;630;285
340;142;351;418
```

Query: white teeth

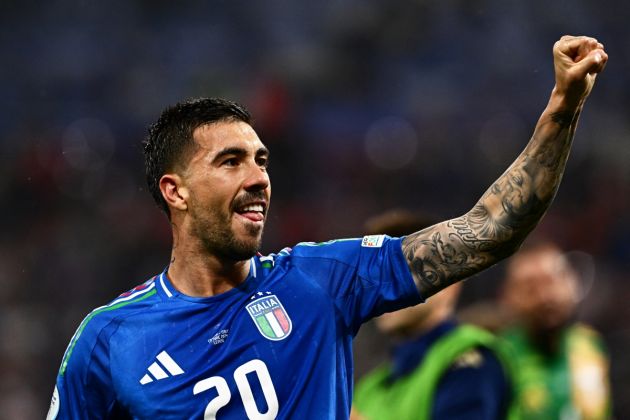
241;204;263;212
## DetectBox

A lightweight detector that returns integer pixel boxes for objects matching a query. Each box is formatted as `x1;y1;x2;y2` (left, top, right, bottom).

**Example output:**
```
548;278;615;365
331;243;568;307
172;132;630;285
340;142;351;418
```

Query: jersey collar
155;257;261;303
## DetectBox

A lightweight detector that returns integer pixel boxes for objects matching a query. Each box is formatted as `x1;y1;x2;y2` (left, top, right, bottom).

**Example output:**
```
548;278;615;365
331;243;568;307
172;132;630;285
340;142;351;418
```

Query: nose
243;162;270;192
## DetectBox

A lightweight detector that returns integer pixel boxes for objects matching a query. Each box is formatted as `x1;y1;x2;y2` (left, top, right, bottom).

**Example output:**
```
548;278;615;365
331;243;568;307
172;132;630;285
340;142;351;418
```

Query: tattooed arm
403;35;608;298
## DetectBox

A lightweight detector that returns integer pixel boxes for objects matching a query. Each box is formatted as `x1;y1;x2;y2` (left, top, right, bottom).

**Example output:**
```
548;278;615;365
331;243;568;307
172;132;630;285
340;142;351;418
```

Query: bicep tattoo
404;111;577;297
402;211;500;297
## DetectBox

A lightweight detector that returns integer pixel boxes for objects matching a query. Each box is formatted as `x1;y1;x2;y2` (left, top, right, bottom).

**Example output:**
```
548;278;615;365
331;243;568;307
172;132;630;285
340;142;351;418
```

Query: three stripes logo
139;351;184;385
246;293;292;341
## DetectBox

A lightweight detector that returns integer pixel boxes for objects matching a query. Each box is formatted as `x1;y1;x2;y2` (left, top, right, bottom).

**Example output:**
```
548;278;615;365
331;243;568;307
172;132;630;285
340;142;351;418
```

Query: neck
413;313;450;337
167;228;251;297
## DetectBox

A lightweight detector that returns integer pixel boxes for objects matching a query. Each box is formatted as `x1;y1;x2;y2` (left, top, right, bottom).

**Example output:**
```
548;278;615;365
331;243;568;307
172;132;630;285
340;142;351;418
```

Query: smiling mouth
235;203;266;223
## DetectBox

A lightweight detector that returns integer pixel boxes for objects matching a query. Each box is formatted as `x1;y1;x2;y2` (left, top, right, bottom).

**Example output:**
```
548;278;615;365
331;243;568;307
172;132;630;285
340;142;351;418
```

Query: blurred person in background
48;36;606;419
500;241;611;419
352;210;513;420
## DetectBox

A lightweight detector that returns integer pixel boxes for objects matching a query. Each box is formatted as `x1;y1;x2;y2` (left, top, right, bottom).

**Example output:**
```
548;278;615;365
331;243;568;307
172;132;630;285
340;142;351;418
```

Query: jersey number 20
193;359;278;419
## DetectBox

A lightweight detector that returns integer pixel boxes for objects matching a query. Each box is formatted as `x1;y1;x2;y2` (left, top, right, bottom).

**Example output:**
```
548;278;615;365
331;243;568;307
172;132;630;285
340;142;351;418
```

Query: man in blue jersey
49;35;607;419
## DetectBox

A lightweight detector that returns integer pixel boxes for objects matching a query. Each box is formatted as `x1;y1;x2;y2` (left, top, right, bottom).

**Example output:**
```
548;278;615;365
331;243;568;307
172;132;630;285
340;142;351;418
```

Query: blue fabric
390;320;459;380
51;236;421;419
390;320;510;420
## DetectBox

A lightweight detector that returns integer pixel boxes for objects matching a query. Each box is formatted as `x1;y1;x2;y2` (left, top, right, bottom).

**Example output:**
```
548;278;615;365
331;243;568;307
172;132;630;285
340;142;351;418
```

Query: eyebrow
212;146;270;163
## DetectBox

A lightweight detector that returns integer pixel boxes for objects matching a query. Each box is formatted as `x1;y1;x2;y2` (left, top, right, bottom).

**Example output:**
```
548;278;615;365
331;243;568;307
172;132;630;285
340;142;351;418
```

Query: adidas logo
139;351;184;385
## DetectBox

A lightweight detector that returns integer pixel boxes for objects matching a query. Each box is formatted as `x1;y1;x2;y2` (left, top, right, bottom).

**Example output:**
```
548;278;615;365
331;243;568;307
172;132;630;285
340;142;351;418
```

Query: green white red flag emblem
246;294;292;341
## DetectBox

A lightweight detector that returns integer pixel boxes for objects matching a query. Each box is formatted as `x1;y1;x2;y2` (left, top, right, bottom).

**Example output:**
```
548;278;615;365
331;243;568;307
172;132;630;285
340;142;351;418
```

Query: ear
159;173;189;213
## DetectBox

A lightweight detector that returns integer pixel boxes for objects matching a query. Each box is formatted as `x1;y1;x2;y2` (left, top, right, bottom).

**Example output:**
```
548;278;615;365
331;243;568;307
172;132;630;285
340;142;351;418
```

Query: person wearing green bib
500;241;611;419
352;210;513;420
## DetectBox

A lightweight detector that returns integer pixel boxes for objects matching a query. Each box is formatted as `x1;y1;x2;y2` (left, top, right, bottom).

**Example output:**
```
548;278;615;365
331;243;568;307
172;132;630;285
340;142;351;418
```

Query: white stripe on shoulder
96;282;157;311
296;238;358;247
278;247;292;256
159;273;173;298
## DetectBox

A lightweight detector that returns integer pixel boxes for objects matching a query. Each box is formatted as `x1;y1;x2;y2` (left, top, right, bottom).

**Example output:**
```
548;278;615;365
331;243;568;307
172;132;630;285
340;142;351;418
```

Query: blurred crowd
1;0;629;418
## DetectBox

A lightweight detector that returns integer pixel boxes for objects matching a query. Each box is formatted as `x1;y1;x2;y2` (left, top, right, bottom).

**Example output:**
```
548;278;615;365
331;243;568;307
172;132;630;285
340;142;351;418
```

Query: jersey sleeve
47;313;118;420
287;235;422;334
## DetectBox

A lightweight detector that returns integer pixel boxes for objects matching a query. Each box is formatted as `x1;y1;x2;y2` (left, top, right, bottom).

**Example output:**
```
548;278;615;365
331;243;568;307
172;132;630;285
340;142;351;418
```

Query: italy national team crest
246;294;292;341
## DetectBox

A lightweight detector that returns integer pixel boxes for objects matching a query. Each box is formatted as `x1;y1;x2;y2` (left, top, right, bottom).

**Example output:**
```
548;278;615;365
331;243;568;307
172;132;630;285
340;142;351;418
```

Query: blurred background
1;0;629;418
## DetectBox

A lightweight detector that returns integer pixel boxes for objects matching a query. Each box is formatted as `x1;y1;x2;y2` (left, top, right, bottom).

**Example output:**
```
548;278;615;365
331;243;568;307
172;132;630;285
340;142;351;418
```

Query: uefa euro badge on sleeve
246;293;292;341
361;235;385;248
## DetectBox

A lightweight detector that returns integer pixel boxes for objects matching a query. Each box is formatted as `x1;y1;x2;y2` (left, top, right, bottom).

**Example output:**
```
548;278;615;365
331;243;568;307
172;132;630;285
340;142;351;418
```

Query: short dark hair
143;97;252;216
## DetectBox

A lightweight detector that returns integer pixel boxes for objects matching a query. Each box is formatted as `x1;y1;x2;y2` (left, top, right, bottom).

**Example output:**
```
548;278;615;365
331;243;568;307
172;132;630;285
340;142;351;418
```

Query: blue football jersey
48;236;421;419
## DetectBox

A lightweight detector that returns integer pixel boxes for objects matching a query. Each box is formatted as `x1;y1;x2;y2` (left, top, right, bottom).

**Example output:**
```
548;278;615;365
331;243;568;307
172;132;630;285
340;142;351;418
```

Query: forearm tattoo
403;109;579;297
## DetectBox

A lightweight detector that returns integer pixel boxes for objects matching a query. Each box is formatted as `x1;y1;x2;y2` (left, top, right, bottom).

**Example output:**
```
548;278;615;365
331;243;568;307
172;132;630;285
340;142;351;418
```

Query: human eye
222;157;240;167
256;155;269;168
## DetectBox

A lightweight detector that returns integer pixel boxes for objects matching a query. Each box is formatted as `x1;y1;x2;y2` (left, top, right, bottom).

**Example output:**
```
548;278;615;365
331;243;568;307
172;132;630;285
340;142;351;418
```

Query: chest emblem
246;294;292;341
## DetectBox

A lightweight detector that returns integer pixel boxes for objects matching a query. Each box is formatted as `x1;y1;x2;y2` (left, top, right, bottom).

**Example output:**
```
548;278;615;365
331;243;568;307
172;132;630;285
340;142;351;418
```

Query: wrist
547;87;584;115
